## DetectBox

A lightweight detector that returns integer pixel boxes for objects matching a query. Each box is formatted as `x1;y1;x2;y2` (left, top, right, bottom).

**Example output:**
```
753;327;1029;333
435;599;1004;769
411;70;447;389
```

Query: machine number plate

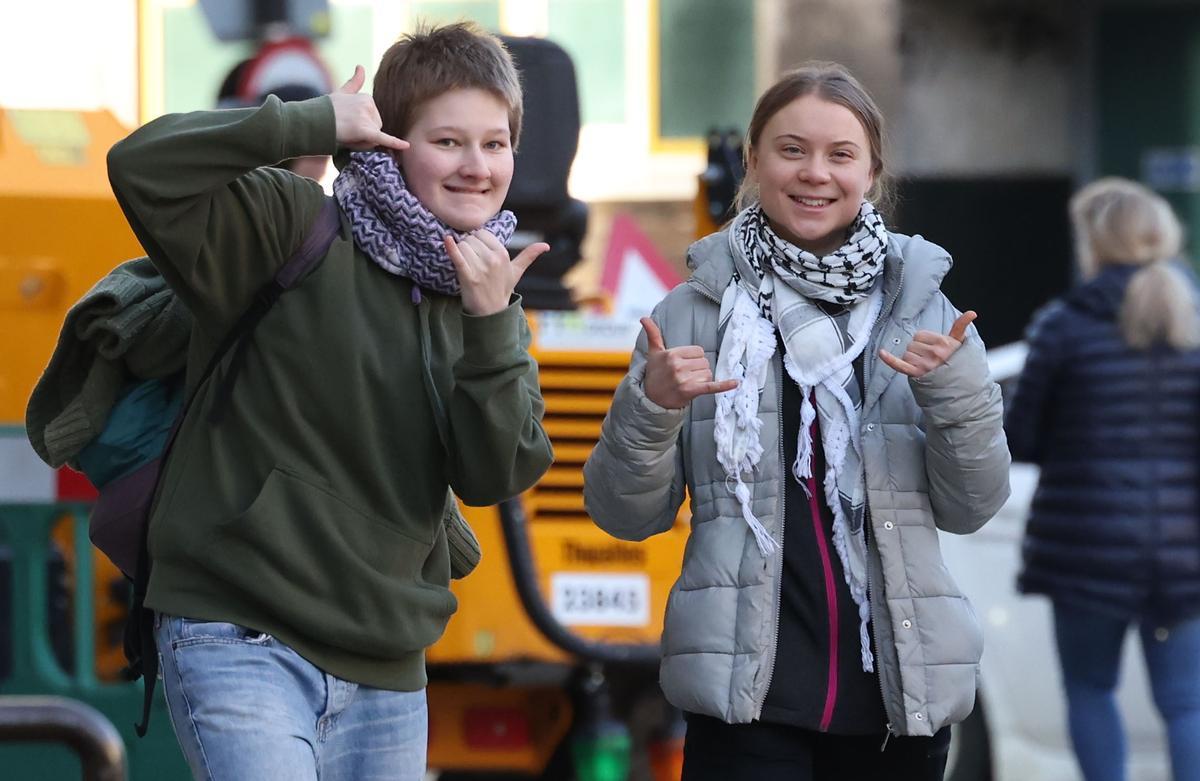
550;573;650;627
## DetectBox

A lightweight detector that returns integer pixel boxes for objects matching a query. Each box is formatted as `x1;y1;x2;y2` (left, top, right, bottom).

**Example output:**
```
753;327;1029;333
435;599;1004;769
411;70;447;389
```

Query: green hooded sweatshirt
106;95;554;690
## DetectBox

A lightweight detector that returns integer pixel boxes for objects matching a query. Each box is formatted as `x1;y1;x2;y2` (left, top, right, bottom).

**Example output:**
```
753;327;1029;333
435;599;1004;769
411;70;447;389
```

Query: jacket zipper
754;355;786;720
693;276;789;721
689;276;868;727
805;420;840;732
692;253;916;736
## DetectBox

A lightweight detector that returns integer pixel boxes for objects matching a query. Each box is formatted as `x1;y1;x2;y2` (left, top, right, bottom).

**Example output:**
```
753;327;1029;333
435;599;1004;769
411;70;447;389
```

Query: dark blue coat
1006;265;1200;626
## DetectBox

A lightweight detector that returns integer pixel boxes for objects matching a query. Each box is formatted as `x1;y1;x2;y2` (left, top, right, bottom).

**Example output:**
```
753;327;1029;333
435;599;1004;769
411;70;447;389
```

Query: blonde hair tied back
1070;177;1200;350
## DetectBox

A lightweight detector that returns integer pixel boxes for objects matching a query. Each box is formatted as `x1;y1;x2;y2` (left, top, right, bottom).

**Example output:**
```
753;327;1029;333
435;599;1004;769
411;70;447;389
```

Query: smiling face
748;93;875;256
399;87;514;232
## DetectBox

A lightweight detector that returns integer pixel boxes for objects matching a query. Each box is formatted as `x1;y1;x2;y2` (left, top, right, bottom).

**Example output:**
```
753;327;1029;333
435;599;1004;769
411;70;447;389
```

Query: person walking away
1007;177;1200;781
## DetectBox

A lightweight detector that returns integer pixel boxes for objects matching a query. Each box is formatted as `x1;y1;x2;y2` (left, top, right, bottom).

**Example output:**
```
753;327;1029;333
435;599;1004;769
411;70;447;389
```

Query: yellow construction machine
0;100;690;780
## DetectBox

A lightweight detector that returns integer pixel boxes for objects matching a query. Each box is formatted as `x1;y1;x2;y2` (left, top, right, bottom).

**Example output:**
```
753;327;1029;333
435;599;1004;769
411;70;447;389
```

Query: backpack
77;376;182;577
78;198;340;579
103;198;341;735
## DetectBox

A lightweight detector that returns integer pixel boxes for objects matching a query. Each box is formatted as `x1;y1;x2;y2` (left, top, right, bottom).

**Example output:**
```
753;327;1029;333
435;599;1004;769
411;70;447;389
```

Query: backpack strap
129;196;341;736
208;197;342;424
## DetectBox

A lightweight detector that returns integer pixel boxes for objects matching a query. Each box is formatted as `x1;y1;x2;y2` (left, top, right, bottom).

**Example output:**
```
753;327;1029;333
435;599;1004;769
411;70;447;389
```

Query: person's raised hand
641;317;739;409
445;230;549;316
329;66;409;152
878;310;978;379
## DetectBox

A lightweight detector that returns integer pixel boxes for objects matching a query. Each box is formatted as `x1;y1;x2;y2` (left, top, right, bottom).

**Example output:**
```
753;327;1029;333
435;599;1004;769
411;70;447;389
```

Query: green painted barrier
0;505;189;780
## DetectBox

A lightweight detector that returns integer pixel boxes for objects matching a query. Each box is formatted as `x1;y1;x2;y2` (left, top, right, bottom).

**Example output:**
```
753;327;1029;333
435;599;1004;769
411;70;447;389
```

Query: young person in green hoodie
106;23;553;780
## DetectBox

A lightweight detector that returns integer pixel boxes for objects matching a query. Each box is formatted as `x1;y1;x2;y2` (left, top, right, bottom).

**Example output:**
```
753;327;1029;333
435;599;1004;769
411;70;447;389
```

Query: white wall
895;1;1074;176
0;0;139;128
762;0;1075;178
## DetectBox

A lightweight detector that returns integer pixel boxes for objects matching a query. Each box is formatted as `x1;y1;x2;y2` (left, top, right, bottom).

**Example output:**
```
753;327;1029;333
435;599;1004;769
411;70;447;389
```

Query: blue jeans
1053;602;1200;781
155;614;427;781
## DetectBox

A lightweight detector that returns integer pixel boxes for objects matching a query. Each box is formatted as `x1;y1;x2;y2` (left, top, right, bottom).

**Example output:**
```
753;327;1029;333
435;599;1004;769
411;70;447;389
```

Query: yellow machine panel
1;108;690;777
0;108;143;423
431;341;689;665
426;682;573;773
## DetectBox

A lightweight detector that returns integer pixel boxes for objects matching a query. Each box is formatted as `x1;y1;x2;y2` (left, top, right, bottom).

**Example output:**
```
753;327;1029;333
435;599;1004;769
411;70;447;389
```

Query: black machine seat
501;35;589;311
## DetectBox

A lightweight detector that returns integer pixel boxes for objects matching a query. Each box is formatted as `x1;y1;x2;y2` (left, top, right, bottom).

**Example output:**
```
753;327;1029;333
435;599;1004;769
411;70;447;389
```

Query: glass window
410;0;500;31
657;0;755;140
548;0;626;125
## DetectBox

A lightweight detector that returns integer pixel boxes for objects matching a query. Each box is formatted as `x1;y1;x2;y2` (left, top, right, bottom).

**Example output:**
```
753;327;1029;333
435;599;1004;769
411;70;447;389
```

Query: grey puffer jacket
583;228;1010;737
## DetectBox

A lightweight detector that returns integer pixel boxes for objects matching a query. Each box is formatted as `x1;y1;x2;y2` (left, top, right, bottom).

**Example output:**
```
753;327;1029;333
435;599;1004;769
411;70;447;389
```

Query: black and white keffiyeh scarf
714;200;888;672
333;151;517;298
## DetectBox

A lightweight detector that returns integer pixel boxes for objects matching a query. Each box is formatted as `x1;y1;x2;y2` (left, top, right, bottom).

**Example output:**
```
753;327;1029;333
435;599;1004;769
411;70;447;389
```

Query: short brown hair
374;22;523;147
737;61;891;213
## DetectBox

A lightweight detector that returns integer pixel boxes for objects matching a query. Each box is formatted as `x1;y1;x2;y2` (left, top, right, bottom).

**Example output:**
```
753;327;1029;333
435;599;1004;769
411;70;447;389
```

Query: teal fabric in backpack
75;376;184;488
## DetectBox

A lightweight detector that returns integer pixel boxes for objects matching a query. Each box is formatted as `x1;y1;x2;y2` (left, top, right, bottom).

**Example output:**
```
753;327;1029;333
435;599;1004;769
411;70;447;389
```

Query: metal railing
0;695;126;781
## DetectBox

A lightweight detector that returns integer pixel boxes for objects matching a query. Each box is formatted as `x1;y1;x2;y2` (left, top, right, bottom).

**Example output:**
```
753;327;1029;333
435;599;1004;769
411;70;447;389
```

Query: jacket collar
1063;264;1137;321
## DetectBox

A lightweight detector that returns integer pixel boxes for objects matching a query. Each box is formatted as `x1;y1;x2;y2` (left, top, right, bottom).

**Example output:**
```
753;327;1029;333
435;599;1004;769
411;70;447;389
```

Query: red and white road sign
599;213;682;321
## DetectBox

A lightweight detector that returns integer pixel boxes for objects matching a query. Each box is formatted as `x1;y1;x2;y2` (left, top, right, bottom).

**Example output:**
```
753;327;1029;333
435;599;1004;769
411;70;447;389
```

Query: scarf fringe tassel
714;289;779;557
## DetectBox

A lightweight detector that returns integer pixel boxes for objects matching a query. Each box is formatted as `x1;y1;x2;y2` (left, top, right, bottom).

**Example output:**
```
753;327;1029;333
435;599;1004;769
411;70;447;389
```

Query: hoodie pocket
201;467;456;658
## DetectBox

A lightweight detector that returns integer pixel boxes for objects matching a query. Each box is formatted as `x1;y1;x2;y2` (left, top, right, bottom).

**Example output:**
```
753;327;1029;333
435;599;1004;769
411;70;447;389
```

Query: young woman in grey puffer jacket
583;62;1011;781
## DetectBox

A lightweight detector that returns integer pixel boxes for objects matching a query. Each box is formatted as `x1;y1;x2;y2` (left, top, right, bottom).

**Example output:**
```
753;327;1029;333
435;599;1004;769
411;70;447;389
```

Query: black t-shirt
759;337;888;735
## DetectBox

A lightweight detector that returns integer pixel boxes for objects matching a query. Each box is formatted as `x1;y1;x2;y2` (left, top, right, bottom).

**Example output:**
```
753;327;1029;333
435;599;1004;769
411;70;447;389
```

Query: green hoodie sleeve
449;298;553;506
106;96;337;340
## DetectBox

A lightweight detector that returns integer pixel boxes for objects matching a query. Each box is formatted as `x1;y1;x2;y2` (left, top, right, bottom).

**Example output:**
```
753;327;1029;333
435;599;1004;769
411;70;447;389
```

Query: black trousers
680;714;951;781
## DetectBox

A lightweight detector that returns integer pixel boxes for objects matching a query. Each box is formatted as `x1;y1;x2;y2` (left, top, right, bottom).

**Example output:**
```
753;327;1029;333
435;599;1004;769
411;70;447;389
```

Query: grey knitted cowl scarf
333;150;517;300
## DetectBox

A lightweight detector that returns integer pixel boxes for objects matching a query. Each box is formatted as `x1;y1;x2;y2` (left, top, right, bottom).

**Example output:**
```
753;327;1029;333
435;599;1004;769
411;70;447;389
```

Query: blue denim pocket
171;617;272;649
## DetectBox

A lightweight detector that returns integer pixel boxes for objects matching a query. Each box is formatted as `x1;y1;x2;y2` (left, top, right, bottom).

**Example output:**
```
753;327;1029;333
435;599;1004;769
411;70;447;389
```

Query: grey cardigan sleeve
583;312;688;541
909;295;1012;534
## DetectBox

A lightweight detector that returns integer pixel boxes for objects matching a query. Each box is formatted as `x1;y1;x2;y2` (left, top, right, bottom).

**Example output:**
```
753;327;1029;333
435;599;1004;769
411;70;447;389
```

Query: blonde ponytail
1070;177;1200;350
1121;261;1200;350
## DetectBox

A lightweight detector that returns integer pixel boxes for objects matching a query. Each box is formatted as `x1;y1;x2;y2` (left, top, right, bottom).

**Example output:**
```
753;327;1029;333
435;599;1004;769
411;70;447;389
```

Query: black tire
946;698;993;781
